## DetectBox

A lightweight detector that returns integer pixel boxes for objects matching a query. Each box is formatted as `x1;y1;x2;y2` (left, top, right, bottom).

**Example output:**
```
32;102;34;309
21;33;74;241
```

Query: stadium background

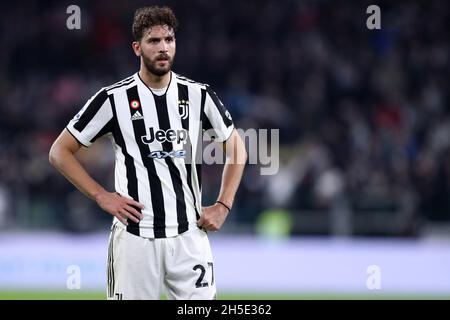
0;0;449;299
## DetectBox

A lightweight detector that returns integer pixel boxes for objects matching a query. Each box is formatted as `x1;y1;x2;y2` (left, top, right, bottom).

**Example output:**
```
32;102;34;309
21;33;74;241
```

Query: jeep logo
142;128;188;145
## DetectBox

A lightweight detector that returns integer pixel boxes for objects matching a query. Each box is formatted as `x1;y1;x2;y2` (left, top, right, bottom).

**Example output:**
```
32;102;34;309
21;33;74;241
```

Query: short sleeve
202;86;234;142
66;89;113;147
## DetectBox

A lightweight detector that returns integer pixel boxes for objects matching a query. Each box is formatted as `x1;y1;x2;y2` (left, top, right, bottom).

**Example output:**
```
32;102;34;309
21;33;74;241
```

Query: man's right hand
94;189;144;225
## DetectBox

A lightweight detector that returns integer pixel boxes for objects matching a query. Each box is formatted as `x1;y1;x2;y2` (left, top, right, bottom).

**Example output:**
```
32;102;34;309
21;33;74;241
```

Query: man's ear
132;41;141;57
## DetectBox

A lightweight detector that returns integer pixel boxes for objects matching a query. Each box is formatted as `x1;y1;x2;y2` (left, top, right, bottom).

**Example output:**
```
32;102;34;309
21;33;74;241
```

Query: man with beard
49;6;247;300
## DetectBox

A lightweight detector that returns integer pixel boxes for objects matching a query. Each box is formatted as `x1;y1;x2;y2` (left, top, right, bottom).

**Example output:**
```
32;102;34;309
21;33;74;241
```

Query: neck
139;66;171;89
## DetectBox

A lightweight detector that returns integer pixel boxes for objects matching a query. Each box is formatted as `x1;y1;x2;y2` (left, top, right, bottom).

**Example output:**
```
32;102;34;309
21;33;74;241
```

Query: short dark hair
132;6;178;41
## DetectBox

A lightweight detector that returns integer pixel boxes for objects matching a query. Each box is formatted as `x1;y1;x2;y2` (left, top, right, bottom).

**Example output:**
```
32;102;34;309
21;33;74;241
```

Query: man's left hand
197;203;230;232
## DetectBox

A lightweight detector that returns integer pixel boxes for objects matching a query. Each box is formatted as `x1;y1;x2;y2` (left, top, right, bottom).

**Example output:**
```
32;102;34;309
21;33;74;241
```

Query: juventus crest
178;99;189;120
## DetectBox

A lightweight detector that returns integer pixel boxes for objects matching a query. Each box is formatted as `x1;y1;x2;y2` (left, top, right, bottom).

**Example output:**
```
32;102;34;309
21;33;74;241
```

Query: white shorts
106;223;216;300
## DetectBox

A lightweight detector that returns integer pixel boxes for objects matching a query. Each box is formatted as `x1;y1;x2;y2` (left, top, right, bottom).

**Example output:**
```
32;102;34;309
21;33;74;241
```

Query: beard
141;52;174;77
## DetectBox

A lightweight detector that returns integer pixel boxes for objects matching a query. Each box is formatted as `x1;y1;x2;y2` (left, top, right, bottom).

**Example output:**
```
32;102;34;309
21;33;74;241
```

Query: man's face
133;25;176;76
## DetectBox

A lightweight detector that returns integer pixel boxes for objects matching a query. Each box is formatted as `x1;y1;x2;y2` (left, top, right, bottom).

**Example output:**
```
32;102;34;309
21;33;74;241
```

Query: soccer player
49;6;247;300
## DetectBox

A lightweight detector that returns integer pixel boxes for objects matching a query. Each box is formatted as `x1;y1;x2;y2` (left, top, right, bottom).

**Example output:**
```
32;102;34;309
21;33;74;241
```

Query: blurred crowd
0;0;449;235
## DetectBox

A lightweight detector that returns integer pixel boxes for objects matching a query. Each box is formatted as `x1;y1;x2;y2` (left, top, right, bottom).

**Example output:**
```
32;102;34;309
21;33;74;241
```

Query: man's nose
159;41;168;52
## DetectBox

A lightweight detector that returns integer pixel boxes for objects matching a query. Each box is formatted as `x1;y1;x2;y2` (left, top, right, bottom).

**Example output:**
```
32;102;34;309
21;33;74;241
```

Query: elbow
239;142;248;166
48;143;59;168
237;134;247;165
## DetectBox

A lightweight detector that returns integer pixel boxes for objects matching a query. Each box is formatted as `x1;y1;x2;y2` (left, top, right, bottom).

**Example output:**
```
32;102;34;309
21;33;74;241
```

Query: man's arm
197;129;247;231
49;129;144;225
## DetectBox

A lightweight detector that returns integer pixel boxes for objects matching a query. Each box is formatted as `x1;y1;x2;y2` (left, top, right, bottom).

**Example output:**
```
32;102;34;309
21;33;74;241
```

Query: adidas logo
131;111;144;121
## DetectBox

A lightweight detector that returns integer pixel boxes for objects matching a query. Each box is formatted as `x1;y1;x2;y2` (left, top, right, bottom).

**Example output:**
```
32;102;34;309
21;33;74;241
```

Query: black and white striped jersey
66;71;234;238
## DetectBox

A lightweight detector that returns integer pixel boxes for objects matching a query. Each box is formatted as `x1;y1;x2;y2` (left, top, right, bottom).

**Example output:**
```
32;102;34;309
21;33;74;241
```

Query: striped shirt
66;71;234;238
